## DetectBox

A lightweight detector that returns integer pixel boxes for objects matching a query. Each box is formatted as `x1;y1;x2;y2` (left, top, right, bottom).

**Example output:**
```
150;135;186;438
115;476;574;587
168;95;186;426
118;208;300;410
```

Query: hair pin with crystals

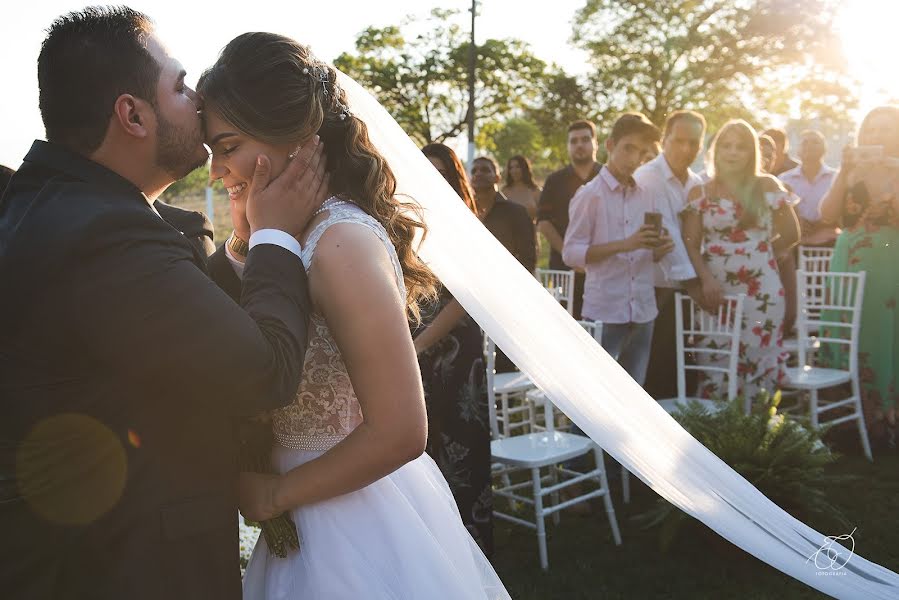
302;64;351;121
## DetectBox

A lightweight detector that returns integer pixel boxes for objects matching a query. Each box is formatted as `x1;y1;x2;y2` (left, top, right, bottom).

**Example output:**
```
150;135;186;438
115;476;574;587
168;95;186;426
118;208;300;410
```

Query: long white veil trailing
337;72;899;598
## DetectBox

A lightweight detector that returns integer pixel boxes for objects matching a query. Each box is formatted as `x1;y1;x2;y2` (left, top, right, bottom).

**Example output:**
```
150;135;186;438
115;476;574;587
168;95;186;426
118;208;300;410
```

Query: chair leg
621;465;630;504
809;388;819;429
531;466;548;570
500;393;510;438
594;447;622;545
852;377;873;462
550;466;561;526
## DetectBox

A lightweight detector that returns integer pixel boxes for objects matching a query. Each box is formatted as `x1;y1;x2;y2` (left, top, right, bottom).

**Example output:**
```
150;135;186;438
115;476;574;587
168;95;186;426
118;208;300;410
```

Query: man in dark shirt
537;120;602;318
762;128;799;175
470;156;537;273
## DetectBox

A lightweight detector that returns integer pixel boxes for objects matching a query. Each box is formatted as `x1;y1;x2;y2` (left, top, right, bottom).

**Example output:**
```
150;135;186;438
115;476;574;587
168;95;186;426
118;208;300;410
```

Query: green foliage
477;118;544;170
524;72;599;168
636;392;855;552
164;163;213;198
334;9;547;146
572;0;857;132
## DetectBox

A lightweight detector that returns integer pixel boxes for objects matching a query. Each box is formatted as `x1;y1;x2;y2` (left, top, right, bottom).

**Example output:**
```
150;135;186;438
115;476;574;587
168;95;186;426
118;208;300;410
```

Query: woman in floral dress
819;106;899;451
681;119;799;401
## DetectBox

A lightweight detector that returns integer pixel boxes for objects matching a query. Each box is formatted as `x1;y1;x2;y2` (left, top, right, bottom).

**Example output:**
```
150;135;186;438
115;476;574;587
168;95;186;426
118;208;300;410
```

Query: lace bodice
271;198;406;451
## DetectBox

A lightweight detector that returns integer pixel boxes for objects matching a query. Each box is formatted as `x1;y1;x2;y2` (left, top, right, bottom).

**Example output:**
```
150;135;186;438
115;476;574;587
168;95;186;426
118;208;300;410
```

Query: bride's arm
248;223;427;516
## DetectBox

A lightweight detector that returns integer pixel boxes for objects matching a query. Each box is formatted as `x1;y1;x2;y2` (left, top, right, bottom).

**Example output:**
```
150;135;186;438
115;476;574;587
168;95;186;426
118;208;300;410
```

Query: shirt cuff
224;237;246;279
249;229;303;260
561;244;588;270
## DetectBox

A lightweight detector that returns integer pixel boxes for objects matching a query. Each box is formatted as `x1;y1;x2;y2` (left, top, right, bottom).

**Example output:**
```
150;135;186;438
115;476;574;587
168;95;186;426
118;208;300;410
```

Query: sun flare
838;0;899;108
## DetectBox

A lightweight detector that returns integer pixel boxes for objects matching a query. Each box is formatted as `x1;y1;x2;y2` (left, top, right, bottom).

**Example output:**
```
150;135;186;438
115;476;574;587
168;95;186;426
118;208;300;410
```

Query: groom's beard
156;112;209;182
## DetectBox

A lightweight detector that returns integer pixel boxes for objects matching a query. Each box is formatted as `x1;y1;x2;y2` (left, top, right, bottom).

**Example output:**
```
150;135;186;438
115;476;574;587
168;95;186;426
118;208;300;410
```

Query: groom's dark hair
38;6;160;155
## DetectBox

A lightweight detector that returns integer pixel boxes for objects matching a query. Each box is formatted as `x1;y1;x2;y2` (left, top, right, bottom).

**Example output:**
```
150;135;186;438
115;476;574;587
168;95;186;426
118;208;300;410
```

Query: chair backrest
799;245;834;273
798;246;835;322
484;335;501;438
796;270;866;371
674;292;746;406
577;319;603;343
536;268;576;316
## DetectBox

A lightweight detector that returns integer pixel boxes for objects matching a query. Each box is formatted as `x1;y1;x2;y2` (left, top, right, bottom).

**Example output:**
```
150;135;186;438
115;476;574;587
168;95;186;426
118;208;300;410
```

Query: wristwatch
228;232;250;257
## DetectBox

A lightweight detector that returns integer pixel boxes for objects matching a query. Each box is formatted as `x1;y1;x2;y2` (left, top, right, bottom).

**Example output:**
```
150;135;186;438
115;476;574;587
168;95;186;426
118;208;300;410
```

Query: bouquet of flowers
237;417;300;558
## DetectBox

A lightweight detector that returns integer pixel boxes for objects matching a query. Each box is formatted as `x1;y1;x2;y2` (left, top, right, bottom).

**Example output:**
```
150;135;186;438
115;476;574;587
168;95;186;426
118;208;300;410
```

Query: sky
0;0;896;169
0;0;588;168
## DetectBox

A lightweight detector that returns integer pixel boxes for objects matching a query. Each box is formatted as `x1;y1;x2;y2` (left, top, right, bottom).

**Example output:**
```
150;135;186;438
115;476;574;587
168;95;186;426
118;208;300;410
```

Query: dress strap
300;197;406;298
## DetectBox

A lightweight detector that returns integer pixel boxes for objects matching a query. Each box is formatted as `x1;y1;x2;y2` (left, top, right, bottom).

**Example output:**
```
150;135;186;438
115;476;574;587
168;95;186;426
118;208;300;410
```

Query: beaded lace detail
271;198;406;451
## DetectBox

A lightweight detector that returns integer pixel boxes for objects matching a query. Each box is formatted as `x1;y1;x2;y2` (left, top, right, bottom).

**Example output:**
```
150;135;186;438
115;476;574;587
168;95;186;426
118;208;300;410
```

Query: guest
537;120;602;318
415;142;493;554
758;135;777;174
682;120;800;401
470;156;537;273
635;110;705;400
642;140;662;165
779;130;839;247
501;154;540;221
819;105;899;451
563;113;672;388
762;127;799;175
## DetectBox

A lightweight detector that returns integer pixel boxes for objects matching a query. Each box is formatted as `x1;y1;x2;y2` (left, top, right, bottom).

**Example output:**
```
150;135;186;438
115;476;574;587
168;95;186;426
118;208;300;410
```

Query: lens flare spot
127;429;141;449
16;414;127;526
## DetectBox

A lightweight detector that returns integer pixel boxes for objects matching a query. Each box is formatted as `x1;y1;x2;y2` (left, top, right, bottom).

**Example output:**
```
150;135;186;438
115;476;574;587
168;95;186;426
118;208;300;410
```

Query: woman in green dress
820;105;899;451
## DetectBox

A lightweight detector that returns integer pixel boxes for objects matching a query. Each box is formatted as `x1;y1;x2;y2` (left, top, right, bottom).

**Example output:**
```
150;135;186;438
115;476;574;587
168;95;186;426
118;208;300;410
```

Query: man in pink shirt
563;113;674;386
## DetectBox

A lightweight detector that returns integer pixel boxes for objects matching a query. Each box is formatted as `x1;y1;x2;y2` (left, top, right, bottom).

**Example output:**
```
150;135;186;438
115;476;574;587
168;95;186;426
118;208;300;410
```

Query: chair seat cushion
494;371;534;394
656;398;726;415
491;432;594;467
783;367;851;389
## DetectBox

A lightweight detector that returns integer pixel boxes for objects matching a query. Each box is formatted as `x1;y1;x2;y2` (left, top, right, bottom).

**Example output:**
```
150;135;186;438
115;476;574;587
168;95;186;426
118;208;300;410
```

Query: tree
572;0;857;131
524;72;599;166
334;9;547;146
476;118;544;169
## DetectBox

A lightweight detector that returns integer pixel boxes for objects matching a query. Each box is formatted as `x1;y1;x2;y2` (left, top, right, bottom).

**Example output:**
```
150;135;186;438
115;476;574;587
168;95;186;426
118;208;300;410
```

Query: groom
0;8;325;599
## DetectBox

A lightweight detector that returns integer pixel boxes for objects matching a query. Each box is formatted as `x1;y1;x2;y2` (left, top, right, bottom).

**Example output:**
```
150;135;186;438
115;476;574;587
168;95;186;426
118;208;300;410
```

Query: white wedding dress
242;199;509;600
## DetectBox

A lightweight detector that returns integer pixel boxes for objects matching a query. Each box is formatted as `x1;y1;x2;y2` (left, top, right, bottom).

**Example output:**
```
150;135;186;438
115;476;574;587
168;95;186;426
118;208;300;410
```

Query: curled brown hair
504;155;537;189
421;143;477;214
199;32;436;320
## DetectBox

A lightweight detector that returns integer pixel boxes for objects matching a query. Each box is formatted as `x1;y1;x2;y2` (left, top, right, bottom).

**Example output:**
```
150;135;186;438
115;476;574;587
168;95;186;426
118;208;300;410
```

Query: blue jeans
598;321;655;387
569;320;655;441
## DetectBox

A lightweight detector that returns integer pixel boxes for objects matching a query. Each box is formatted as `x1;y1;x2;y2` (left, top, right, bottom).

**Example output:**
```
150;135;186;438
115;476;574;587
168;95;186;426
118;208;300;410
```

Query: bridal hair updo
199;32;436;321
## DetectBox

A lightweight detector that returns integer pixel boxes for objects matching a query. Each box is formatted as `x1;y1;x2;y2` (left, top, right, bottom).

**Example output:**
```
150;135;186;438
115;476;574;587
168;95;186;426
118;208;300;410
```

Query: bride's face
205;109;296;203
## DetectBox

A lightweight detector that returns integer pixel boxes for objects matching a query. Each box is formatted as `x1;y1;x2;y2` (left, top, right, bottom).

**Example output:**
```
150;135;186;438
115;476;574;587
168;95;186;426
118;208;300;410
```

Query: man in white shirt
779;130;839;246
634;110;705;399
563;113;673;386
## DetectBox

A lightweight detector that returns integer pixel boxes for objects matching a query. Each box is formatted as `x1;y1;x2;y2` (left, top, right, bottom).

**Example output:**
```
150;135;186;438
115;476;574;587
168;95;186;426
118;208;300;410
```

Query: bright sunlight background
0;0;897;168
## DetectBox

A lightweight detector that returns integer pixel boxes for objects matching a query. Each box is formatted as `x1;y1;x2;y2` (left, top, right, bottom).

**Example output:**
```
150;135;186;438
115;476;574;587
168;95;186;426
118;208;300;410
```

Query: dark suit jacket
0;141;312;599
154;199;216;260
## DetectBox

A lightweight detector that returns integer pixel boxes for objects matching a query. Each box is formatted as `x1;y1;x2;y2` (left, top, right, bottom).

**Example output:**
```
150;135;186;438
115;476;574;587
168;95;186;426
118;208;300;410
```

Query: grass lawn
491;446;899;599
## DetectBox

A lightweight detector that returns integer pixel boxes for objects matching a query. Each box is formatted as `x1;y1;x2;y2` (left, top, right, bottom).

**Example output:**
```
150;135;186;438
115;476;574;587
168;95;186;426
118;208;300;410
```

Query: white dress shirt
225;229;302;277
778;164;837;223
562;166;659;324
634;153;701;288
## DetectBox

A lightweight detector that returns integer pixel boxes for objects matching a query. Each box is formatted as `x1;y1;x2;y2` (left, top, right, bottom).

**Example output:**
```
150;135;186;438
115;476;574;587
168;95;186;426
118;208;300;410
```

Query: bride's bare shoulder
309;222;396;286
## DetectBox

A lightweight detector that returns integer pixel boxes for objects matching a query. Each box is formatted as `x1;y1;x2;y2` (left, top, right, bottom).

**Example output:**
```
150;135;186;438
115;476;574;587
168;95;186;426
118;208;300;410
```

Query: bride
199;32;509;599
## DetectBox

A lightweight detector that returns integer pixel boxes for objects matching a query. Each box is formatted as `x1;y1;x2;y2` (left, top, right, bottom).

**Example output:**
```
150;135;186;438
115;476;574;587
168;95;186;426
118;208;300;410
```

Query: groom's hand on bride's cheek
239;472;285;522
245;135;329;239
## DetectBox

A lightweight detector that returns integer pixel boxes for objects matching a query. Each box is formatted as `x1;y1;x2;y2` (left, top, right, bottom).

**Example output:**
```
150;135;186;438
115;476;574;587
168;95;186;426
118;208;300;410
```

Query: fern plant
636;391;855;552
